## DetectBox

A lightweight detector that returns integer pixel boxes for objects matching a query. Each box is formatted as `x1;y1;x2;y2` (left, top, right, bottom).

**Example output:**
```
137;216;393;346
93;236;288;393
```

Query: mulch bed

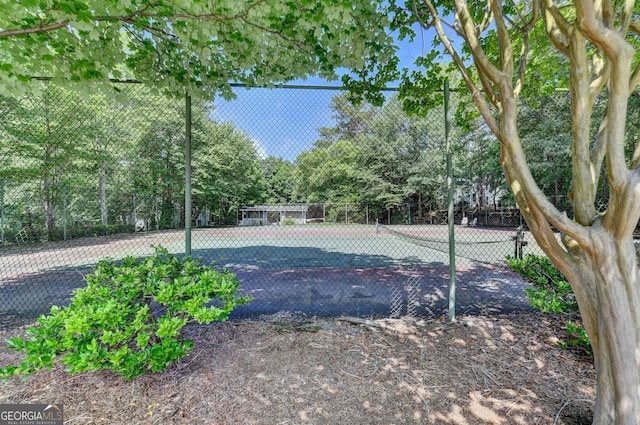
0;311;595;424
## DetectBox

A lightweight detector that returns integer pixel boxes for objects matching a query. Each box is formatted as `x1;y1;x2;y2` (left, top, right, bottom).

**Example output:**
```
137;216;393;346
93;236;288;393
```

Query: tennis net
376;224;516;265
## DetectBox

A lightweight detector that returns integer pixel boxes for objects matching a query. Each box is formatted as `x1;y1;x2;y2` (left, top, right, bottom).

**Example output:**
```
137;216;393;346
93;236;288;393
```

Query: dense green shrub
558;322;591;355
2;224;136;246
506;254;578;314
507;254;591;356
48;224;136;241
5;227;48;244
1;246;250;380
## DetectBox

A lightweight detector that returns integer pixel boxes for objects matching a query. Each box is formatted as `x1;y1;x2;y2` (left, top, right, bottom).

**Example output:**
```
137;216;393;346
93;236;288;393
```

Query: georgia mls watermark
0;404;63;425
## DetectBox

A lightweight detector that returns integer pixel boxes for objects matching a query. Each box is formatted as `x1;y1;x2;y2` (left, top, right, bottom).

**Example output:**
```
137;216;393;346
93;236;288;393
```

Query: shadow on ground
0;245;531;330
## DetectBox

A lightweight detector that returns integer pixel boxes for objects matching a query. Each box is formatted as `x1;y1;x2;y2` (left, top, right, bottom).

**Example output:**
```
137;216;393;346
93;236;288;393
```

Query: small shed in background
239;205;308;226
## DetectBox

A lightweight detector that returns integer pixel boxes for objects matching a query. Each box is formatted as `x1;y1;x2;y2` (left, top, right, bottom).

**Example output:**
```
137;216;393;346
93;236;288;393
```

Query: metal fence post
185;92;192;256
445;79;457;323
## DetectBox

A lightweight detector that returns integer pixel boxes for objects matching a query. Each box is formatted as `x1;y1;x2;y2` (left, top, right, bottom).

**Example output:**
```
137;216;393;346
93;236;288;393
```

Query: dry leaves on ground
0;311;595;425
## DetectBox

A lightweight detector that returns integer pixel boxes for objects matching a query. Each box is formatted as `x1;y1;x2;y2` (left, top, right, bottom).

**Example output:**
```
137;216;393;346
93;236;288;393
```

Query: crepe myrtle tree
0;0;398;99
389;1;640;423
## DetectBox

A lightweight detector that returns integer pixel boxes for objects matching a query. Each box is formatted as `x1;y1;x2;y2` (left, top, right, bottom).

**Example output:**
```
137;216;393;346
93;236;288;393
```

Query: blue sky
210;24;435;162
209;87;340;161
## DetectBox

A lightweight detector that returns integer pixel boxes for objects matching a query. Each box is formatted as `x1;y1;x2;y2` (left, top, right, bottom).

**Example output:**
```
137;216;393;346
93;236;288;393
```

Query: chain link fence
2;82;615;330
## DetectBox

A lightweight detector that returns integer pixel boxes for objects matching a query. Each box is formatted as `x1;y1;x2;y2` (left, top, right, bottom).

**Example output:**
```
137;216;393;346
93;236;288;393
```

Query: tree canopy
0;0;397;98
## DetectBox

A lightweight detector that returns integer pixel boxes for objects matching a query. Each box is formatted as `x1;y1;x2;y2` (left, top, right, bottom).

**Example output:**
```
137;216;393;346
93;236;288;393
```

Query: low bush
1;246;250;381
48;224;136;241
3;224;136;246
507;254;591;356
506;254;578;314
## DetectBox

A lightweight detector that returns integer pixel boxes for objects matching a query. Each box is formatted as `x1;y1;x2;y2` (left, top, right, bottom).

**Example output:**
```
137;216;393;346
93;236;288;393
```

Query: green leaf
0;245;248;380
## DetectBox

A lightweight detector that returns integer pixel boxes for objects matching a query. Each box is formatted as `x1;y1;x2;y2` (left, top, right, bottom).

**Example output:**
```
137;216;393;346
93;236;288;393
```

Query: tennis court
0;224;536;329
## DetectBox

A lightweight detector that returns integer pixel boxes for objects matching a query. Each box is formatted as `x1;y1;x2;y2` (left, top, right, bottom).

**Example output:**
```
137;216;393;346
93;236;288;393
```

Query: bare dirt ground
0;311;595;425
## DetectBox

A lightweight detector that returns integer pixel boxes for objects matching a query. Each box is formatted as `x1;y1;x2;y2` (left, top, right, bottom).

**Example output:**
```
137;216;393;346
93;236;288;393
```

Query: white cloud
252;137;268;159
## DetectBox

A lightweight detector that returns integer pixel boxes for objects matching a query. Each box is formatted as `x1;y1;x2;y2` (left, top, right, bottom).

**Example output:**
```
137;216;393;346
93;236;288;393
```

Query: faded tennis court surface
0;224;538;329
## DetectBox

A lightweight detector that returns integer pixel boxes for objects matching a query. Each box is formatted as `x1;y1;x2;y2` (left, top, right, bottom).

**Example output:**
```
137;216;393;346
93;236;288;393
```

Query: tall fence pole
185;93;192;256
445;79;457;323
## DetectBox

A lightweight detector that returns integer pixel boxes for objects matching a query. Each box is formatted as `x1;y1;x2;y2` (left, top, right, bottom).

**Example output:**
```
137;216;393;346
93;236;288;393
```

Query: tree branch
616;0;635;36
478;7;493;34
411;1;460;38
0;1;165;38
448;0;501;107
422;0;589;244
0;21;69;38
419;0;500;136
567;29;599;225
630;62;640;91
490;0;513;78
513;33;528;98
541;0;571;54
527;200;587;283
622;20;640;90
1;1;307;52
94;1;163;23
591;110;609;191
453;0;505;84
474;58;500;107
513;1;538;97
631;131;640;170
576;0;632;204
576;1;637;238
501;85;591;246
588;53;609;106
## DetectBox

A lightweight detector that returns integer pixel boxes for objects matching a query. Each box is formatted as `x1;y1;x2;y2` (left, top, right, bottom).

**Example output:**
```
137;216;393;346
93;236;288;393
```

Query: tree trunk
44;193;56;232
43;176;56;232
525;210;640;425
584;233;640;424
99;166;108;225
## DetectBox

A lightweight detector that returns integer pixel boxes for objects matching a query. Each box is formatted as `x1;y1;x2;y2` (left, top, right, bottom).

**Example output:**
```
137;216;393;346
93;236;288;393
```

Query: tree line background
1;81;633;245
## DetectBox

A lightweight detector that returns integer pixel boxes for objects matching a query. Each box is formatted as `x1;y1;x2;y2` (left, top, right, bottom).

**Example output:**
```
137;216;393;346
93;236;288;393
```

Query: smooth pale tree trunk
492;61;640;425
522;188;640;425
505;121;640;425
542;228;640;424
588;236;640;424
